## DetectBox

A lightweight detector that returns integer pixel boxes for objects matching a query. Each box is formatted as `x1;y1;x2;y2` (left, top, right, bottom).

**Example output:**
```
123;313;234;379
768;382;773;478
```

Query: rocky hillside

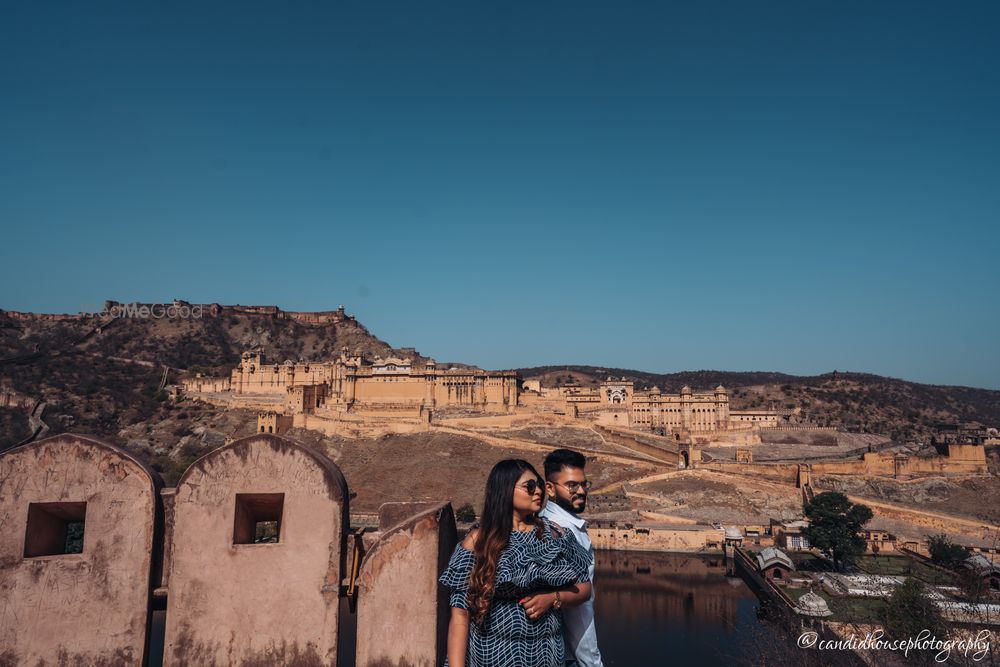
3;302;996;454
520;366;1000;443
1;302;403;374
0;302;411;450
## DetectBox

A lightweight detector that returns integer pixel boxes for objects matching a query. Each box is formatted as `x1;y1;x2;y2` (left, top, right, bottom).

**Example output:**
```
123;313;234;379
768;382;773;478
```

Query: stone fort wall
707;444;988;482
183;350;519;415
0;434;159;666
0;434;457;667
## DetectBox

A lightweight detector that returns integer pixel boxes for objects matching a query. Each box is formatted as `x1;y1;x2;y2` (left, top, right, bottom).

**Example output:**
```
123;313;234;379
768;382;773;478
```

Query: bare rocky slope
520;365;1000;443
0;302;406;452
1;302;996;461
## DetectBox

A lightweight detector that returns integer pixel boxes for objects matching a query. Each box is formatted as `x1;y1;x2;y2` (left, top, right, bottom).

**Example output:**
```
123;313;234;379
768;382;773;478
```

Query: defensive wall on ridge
706;444;987;481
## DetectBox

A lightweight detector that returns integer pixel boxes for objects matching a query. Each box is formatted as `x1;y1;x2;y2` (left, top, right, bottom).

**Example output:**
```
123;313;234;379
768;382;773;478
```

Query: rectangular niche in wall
24;502;87;557
233;493;284;544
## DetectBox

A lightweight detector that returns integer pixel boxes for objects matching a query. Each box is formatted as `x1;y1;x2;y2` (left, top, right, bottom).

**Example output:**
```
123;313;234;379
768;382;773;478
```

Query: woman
439;459;593;667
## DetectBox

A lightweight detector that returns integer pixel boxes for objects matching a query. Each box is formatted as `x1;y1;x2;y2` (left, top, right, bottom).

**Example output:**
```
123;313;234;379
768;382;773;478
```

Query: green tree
926;533;970;569
957;567;988;604
882;578;949;666
803;491;873;571
455;503;476;523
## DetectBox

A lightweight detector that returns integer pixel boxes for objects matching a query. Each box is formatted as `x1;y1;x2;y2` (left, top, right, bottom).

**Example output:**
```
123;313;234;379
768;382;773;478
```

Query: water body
151;551;793;667
336;550;794;667
592;551;791;666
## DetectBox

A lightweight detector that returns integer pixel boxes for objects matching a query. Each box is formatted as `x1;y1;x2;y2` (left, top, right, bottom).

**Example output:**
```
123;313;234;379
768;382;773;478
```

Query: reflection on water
148;552;790;667
593;551;784;666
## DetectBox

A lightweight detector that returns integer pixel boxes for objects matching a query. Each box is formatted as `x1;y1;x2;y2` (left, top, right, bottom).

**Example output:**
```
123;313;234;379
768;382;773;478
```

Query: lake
592;550;790;666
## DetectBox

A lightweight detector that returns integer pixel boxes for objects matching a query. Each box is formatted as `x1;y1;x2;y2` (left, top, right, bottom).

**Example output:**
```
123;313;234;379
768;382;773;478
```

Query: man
539;448;604;667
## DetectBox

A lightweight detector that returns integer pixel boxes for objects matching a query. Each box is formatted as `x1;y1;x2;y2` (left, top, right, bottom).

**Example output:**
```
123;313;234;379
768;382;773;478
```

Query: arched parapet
164;433;349;666
356;501;457;667
0;433;160;666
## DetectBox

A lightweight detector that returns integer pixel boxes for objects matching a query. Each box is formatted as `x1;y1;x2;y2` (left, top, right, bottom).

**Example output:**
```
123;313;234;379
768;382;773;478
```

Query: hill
1;303;996;454
0;301;412;450
519;365;1000;443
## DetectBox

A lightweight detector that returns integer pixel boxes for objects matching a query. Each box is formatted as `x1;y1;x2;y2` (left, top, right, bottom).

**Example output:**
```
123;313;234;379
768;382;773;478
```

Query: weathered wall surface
356;502;457;667
164;434;349;666
0;434;158;666
590;524;724;552
702;463;801;484
594;426;680;464
945;444;988;463
0;388;37;410
181;376;231;393
811;447;987;478
708;446;988;484
355;376;425;404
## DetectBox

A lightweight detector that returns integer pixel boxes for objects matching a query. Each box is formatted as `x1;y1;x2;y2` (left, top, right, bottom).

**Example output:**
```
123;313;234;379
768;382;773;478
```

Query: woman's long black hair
467;458;544;626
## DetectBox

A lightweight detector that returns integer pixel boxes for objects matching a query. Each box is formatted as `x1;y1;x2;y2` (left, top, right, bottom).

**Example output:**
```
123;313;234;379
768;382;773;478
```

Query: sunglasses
556;480;592;493
517;479;543;495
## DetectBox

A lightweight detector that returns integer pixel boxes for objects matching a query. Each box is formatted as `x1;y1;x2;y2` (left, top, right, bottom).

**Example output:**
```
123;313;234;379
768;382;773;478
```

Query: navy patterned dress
439;518;592;667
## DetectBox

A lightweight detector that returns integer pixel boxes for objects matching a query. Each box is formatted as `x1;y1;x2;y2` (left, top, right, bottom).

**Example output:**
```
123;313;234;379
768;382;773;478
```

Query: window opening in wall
233;493;284;544
24;502;87;557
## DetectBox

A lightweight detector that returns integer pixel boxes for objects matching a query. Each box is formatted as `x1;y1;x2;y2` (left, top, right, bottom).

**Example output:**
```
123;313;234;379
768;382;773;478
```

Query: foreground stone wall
0;435;159;666
356;502;457;667
1;433;461;667
164;434;349;666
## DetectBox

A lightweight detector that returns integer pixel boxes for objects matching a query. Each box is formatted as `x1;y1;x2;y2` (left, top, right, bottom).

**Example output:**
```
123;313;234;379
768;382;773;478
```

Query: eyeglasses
517;479;543;495
556;480;592;493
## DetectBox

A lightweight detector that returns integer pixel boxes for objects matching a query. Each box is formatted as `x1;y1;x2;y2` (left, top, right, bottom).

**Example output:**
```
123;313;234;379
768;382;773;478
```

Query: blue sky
1;1;998;388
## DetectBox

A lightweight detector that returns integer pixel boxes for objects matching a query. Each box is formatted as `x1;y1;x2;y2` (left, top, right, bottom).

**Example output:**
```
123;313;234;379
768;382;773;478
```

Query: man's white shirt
540;501;604;667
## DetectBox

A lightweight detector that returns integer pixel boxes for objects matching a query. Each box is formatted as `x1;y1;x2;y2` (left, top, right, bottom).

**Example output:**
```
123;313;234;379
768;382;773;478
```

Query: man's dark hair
544;448;586;480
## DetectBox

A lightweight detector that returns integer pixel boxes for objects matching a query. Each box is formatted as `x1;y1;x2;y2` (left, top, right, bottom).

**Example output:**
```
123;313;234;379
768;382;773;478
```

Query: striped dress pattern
439;518;592;667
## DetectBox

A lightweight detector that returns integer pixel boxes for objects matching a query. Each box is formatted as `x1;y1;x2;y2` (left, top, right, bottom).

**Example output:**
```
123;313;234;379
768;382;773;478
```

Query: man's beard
556;494;586;514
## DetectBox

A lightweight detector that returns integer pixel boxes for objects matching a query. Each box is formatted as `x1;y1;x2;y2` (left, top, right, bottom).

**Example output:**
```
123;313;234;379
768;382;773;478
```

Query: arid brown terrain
3;303;999;549
521;365;1000;443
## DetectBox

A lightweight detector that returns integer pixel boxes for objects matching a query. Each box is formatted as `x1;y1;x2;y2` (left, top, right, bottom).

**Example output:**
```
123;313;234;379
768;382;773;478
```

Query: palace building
183;349;519;416
557;380;784;432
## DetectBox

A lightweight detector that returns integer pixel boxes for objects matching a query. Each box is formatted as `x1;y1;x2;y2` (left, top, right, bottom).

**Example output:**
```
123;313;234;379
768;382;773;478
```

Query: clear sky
1;1;998;388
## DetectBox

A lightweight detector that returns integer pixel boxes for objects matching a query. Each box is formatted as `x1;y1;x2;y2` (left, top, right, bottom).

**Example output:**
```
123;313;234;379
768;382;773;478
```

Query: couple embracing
439;449;604;667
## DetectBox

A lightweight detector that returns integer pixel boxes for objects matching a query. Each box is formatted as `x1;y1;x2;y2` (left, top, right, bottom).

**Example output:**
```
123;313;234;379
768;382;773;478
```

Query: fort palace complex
182;349;784;438
541;380;785;433
183;349;519;424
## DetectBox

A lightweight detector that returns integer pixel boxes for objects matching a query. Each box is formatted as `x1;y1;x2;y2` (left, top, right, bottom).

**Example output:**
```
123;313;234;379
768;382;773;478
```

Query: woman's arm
447;606;470;667
519;582;592;620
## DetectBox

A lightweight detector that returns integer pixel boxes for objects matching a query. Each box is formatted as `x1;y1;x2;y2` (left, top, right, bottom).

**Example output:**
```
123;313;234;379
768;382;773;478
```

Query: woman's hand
520;582;593;620
518;592;556;620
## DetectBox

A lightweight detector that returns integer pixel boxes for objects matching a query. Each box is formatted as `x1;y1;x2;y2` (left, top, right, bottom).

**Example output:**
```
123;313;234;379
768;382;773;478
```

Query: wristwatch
552;591;562;610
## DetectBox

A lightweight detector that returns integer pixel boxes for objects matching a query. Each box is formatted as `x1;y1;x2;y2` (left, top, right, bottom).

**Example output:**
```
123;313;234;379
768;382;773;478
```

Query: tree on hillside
927;533;970;569
882;578;949;666
455;503;476;523
958;567;989;604
803;491;873;571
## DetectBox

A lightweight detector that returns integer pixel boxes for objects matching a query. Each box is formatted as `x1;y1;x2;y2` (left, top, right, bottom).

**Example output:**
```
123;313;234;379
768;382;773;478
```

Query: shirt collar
543;499;587;530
